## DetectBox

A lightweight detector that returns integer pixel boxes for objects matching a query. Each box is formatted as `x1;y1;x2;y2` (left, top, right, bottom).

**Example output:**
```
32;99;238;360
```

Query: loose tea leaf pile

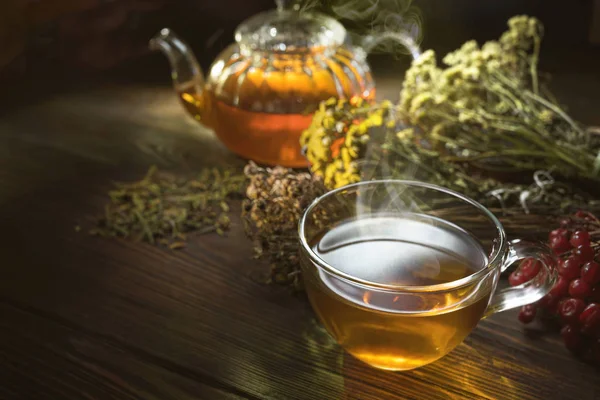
242;161;326;289
90;166;246;249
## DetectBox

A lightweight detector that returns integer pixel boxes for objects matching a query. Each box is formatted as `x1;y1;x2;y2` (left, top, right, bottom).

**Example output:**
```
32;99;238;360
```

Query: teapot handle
359;32;422;61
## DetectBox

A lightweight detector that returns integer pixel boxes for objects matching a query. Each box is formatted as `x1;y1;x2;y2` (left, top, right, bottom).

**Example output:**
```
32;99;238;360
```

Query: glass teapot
150;0;416;167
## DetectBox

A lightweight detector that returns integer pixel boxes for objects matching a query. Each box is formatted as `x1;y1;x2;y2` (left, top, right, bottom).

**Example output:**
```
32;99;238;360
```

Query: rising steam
299;1;425;218
298;1;443;282
302;0;423;58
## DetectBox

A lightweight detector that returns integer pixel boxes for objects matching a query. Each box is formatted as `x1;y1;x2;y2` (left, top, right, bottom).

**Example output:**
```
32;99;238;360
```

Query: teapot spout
150;28;207;123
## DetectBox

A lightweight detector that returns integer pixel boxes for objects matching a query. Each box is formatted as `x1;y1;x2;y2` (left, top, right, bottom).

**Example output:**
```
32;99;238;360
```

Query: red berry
591;340;600;363
550;235;572;254
580;303;600;321
560;218;572;227
569;279;592;299
537;293;554;309
582;324;600;339
546;294;561;314
580;303;600;324
561;324;584;352
509;270;526;286
580;304;600;338
581;261;600;285
591;286;600;303
559;297;586;323
570;230;591;247
574;245;595;263
549;228;570;241
558;256;582;280
518;304;537;324
575;210;589;219
519;258;541;281
549;276;570;298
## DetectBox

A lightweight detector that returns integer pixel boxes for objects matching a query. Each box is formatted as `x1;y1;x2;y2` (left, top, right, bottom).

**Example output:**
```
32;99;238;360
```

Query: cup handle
484;239;558;317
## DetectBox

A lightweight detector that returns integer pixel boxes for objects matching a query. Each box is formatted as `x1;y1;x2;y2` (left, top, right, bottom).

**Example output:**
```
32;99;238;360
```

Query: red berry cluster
509;210;600;363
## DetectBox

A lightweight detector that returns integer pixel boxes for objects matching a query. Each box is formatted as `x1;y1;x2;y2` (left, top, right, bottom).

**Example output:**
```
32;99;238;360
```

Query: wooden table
1;71;600;400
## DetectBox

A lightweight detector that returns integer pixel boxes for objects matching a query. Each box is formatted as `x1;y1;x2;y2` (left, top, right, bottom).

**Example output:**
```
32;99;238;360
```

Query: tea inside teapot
152;1;376;167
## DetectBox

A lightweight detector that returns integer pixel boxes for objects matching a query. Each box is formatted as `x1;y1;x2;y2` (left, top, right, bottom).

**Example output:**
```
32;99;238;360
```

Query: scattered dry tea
89;166;246;248
242;161;327;289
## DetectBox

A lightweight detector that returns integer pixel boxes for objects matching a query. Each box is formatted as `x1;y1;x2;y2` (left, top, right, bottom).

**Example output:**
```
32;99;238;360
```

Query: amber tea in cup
299;181;558;371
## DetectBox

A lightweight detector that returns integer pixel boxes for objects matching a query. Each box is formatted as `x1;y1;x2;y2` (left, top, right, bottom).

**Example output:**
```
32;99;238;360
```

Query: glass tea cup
298;180;557;371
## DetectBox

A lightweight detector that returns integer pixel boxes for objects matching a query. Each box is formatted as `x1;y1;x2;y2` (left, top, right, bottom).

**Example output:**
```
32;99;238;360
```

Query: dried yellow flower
300;97;395;189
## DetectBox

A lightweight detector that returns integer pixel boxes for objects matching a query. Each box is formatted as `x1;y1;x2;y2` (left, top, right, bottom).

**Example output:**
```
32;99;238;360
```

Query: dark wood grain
1;70;600;400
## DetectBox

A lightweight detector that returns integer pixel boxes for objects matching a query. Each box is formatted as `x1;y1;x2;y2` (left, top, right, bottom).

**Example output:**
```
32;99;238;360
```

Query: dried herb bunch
242;162;327;289
302;16;600;193
399;15;600;178
301;95;598;213
91;166;246;249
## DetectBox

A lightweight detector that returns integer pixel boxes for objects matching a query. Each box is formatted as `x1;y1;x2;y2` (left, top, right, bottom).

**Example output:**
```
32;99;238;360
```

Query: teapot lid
235;0;346;53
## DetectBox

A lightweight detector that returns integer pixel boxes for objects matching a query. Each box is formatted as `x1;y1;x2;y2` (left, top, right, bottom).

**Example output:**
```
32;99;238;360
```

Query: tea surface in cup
304;213;492;371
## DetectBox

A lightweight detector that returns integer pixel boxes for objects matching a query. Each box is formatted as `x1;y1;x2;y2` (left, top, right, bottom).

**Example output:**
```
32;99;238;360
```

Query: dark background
0;0;598;98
